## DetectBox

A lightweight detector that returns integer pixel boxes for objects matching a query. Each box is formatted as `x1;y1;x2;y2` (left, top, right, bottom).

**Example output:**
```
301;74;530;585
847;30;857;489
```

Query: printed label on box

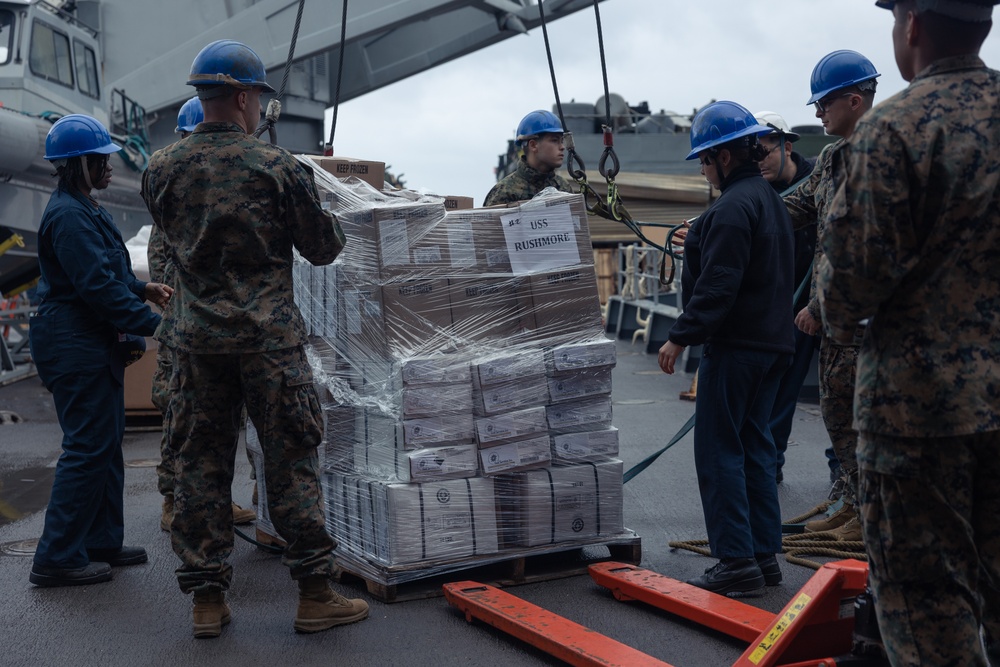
447;220;477;268
500;203;580;274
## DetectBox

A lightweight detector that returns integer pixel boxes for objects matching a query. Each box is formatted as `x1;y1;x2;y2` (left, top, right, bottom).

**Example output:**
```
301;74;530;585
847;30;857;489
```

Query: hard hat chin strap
192;75;253;101
80;156;94;191
777;135;787;182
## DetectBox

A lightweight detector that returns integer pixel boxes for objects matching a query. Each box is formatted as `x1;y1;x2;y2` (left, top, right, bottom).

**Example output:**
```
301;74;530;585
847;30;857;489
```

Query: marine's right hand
794;307;821;336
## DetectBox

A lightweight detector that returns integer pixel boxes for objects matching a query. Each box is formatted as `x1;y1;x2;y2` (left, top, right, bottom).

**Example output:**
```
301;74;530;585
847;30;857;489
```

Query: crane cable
535;0;669;256
253;0;307;144
326;0;350;152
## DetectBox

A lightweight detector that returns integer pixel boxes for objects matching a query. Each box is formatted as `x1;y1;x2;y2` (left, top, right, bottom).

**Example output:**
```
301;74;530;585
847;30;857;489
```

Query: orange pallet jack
443;559;886;667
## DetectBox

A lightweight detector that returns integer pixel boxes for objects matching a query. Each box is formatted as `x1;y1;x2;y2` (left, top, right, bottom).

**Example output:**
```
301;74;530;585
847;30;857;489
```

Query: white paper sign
500;203;580;274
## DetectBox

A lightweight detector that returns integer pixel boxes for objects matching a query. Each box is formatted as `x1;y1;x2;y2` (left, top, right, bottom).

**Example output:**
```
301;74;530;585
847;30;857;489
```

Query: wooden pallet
332;531;642;604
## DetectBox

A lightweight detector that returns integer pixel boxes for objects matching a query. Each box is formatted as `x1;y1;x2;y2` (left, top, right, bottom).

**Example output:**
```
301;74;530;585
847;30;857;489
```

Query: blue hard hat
43;114;122;161
175;96;204;133
686;101;772;160
515;110;564;147
875;0;998;21
186;39;276;92
808;50;880;104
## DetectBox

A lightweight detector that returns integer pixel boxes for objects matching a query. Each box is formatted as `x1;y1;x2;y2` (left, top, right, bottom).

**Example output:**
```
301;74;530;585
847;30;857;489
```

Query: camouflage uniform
142;121;346;594
784;142;863;506
483;155;574;206
147;224;177;498
818;55;1000;666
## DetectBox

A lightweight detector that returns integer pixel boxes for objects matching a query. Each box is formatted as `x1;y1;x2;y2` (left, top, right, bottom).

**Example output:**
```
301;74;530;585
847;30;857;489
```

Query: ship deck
0;337;843;666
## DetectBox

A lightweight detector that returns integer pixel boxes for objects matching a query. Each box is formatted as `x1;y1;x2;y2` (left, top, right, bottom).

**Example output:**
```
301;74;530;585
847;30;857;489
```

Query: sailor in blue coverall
28;115;172;587
658;102;795;597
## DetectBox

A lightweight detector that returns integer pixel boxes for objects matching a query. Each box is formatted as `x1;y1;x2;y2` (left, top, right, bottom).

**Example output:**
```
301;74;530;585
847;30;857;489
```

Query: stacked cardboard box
273;157;627;575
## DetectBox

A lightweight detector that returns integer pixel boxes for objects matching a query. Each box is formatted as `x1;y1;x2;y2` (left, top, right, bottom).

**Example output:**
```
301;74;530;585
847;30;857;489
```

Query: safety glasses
814;92;855;114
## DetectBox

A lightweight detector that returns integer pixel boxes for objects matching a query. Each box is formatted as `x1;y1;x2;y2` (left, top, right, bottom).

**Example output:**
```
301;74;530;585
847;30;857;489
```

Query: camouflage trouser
858;430;1000;667
819;337;860;506
151;343;176;497
169;345;335;594
154;344;255;500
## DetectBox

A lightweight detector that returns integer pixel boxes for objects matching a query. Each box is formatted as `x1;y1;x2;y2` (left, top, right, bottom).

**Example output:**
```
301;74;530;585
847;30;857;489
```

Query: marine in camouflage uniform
149;218;255;529
784;140;865;510
818;2;1000;663
146;225;176;501
142;119;346;596
483;156;573;206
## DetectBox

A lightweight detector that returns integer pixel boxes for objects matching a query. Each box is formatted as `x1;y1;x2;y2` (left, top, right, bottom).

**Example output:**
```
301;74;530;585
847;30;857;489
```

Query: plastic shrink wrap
251;157;628;585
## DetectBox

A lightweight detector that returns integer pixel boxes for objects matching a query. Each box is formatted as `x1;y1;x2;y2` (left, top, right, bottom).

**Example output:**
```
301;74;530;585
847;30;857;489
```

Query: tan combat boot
804;503;855;533
160;495;174;532
830;517;863;542
192;589;231;639
232;503;256;525
294;576;369;634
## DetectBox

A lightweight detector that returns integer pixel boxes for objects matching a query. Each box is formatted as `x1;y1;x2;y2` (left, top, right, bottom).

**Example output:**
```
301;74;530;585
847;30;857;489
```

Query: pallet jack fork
443;559;881;667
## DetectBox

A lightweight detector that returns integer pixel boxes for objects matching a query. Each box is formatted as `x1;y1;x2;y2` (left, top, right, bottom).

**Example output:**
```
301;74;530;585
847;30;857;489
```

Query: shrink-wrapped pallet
261;159;631;581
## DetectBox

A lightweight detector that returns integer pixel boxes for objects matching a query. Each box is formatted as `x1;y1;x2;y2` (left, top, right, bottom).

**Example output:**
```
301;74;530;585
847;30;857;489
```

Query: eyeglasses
814;92;855;114
761;143;782;157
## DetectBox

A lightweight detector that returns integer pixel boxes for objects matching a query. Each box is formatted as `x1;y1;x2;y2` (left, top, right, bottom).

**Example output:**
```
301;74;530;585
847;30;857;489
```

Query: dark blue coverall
29;188;160;570
667;164;795;560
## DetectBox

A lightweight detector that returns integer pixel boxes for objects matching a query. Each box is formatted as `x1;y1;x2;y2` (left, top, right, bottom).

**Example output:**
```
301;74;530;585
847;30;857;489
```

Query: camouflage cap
876;0;998;21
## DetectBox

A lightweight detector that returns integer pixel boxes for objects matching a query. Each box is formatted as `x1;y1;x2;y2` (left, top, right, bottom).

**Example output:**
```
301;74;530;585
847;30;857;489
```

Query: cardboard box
546;395;613;433
471;349;546;387
478;435;551;476
551;427;620;464
354;408;399;469
398;355;471;386
546;366;613;404
338;273;387;360
545;338;617;372
381;278;453;355
322;471;378;560
317;156;386;190
475;406;549;447
497;199;583;275
323;404;362;471
401;382;472;418
443;208;513;274
123;336;157;413
527;266;604;343
369;476;500;564
473;375;550;416
375;202;475;279
443;216;480;274
334;208;381;279
362;442;479;482
296;261;339;342
448;276;535;344
442;196;474;211
398;412;475;449
496;459;624;547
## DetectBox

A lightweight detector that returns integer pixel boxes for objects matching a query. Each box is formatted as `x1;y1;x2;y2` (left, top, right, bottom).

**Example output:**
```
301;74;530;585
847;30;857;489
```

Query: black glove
118;333;147;368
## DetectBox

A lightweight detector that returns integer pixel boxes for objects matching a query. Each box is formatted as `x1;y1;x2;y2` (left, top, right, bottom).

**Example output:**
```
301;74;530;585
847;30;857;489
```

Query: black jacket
669;164;795;354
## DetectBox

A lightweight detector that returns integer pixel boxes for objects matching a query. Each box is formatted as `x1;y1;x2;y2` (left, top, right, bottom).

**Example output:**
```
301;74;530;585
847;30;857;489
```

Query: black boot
686;558;765;597
29;562;112;587
755;553;782;586
852;587;887;659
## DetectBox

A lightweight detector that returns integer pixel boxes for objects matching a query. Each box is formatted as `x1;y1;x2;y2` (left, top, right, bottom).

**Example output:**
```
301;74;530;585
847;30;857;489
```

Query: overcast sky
326;0;1000;204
